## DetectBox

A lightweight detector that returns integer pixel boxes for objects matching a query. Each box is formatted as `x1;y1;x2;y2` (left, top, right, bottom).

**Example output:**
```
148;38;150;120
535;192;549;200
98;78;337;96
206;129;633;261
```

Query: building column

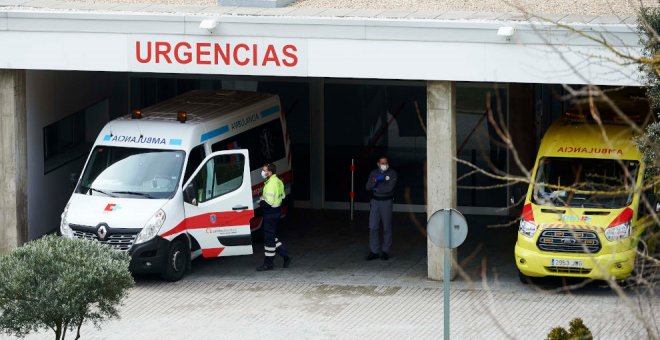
426;81;457;281
309;78;325;209
0;70;28;253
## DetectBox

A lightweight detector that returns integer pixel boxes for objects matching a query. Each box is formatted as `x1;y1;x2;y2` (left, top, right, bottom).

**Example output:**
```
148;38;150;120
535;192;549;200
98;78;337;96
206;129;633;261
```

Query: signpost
427;209;468;340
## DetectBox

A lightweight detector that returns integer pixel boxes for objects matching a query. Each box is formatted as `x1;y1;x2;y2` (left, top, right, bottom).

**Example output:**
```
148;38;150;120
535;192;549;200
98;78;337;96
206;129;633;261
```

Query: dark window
43;99;109;174
191;153;245;203
183;144;206;185
211;118;286;170
532;157;639;209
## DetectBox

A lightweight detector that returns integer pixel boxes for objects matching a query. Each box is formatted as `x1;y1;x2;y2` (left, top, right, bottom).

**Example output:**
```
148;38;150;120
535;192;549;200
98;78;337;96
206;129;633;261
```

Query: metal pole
443;209;451;340
350;158;355;221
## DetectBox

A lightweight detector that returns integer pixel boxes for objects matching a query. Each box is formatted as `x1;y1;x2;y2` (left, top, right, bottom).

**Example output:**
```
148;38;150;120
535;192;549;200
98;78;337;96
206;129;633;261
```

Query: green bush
0;235;134;340
546;318;593;340
568;318;593;340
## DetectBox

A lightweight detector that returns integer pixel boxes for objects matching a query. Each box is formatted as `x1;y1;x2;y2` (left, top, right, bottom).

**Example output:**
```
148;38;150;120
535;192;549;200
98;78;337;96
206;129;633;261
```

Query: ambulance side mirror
183;183;198;206
641;191;659;216
510;187;524;207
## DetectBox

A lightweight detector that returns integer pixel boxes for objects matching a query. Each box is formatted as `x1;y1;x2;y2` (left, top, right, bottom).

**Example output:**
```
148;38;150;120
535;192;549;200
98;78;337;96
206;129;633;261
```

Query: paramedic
365;156;398;261
256;163;292;271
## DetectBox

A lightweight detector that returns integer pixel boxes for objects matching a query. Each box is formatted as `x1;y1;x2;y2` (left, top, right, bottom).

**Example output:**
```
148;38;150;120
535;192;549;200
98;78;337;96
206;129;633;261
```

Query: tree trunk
54;322;62;340
61;321;68;340
74;318;84;340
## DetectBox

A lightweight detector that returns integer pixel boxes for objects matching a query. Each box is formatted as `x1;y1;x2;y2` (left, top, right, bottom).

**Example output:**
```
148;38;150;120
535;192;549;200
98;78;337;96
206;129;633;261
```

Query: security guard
365;156;397;261
256;163;292;271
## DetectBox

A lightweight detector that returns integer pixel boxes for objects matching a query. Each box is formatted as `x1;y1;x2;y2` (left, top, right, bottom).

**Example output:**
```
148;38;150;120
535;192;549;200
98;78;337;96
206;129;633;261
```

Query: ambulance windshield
76;146;185;199
532;157;639;209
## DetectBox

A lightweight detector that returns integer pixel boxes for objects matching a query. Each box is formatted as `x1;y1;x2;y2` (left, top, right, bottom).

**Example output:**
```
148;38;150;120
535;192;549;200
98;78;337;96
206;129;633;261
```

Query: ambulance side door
182;149;254;257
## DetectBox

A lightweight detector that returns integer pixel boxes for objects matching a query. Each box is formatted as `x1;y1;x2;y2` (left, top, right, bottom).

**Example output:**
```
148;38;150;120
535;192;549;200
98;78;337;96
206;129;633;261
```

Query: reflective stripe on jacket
261;174;285;208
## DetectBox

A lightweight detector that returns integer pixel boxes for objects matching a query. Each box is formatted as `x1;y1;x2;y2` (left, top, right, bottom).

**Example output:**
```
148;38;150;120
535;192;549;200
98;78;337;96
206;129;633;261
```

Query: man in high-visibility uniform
256;163;291;271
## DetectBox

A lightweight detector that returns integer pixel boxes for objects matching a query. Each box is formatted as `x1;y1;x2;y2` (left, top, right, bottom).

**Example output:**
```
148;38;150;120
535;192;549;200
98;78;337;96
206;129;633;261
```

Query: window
192;153;245;203
43;99;109;174
183;145;206;185
532;157;639;209
76;146;185;199
212;119;286;170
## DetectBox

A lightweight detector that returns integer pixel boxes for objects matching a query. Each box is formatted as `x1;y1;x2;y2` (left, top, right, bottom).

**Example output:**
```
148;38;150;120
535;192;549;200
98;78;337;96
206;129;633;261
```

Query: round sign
427;209;468;249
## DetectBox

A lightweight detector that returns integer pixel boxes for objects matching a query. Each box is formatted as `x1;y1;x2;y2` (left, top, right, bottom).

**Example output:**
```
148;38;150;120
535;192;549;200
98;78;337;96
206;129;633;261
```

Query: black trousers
263;207;288;267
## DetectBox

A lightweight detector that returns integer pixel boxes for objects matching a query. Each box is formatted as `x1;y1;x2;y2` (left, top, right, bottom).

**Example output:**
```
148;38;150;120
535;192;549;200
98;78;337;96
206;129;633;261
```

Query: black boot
256;264;273;272
366;252;379;261
283;256;292;268
380;252;389;261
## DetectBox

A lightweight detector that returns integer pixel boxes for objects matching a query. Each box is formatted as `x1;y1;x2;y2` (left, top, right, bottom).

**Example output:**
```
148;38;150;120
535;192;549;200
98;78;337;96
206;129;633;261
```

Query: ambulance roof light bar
131;109;142;119
177;111;188;123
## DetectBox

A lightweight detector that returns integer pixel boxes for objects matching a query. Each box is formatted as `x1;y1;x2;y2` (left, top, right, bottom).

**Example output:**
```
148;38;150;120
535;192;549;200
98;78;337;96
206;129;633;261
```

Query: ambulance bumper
515;242;636;280
128;236;169;274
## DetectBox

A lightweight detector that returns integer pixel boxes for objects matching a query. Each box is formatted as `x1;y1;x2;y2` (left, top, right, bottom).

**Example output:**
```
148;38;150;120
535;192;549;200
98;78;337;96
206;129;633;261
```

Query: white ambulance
59;90;292;281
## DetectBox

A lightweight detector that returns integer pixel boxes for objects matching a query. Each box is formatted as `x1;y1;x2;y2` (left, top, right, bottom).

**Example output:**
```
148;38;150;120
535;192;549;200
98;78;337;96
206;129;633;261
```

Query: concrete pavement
8;210;660;339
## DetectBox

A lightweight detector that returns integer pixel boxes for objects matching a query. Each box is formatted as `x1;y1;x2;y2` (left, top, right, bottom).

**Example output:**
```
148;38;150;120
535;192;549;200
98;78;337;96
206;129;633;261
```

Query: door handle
232;205;249;211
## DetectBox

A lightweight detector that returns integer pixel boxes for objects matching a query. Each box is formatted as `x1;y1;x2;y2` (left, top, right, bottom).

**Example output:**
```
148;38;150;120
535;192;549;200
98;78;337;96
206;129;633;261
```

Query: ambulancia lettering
108;135;167;145
231;113;260;130
556;146;623;155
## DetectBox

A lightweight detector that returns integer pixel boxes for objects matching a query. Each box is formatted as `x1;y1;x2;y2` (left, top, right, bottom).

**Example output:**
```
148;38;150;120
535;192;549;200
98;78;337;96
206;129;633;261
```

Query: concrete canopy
0;5;644;85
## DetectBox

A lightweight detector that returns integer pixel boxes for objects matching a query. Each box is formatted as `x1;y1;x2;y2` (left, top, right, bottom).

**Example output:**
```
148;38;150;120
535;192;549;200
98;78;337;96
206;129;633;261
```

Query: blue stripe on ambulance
200;125;229;143
169;139;182;145
103;135;111;141
260;106;279;118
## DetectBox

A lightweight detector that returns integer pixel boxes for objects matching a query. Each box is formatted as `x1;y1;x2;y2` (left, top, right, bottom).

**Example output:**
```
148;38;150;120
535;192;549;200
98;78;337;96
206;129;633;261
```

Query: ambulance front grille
545;266;592;275
72;230;137;251
536;229;601;254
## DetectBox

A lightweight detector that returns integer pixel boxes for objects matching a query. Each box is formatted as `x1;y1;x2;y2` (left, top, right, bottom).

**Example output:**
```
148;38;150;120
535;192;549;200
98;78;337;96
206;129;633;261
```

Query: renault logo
97;225;108;240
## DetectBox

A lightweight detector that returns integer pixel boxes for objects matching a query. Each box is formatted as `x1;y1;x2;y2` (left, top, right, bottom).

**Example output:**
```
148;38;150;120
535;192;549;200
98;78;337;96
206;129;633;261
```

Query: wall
26;70;128;239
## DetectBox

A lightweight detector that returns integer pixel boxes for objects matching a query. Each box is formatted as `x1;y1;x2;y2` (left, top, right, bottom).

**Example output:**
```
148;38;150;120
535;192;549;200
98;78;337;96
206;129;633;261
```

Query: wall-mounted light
497;26;516;41
199;19;218;31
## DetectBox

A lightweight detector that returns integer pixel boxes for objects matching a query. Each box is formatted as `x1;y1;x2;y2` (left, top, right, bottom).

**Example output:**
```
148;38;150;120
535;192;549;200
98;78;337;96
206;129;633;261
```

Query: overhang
0;5;644;85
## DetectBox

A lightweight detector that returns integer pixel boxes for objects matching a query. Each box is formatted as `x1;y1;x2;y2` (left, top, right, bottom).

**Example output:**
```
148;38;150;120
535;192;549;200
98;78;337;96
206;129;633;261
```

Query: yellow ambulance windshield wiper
112;191;156;199
89;187;116;197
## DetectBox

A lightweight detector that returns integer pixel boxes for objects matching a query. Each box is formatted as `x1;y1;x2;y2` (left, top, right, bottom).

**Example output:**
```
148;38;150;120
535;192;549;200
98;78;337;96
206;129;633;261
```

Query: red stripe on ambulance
160;210;254;238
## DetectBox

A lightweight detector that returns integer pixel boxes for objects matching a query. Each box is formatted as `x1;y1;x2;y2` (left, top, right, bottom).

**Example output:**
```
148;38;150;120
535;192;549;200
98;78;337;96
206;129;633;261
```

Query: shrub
0;235;134;340
546;326;570;340
546;318;593;340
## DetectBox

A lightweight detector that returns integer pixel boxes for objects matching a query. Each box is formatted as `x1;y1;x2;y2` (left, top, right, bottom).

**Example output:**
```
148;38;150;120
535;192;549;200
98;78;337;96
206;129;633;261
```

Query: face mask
261;171;268;179
379;164;388;171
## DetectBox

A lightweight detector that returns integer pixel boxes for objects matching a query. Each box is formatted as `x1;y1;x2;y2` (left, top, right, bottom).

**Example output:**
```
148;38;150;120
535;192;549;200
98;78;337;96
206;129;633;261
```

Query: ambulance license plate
551;259;583;268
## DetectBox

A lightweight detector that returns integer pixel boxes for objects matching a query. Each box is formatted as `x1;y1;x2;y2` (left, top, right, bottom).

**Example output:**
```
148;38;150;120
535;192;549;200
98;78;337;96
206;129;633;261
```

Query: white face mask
379;164;388;171
261;170;268;179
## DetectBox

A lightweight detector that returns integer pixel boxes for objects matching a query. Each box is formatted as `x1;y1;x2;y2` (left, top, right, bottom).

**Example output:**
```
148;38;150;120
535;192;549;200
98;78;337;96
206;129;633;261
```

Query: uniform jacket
365;168;398;200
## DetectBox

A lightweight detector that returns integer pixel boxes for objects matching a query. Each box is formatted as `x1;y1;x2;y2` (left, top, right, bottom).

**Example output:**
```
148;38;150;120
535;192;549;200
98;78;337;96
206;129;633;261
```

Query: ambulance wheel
518;270;531;284
161;239;188;282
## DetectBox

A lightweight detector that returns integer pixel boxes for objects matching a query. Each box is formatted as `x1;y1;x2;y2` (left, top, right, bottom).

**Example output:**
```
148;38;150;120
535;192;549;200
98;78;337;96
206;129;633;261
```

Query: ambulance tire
161;239;189;282
518;270;531;285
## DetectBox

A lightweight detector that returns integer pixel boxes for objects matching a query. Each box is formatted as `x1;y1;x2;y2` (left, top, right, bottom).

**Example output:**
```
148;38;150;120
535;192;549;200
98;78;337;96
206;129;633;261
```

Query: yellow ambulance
514;114;657;281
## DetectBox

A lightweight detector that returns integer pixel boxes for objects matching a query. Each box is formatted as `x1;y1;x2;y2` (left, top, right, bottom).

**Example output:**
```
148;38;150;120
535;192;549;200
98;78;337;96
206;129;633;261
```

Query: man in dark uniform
256;163;292;271
365;156;398;261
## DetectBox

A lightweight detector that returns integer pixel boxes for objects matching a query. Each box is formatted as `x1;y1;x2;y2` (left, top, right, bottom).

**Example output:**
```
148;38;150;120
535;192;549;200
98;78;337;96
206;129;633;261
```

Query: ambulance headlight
605;221;631;241
518;219;537;238
60;202;74;238
135;209;166;244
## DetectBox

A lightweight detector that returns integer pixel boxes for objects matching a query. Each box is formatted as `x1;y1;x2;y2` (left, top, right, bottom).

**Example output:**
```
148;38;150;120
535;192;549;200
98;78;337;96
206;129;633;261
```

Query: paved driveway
10;210;660;339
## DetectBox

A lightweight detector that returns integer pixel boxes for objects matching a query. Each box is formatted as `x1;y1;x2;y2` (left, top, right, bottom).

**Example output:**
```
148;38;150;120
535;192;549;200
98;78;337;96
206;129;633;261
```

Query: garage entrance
24;70;579;283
